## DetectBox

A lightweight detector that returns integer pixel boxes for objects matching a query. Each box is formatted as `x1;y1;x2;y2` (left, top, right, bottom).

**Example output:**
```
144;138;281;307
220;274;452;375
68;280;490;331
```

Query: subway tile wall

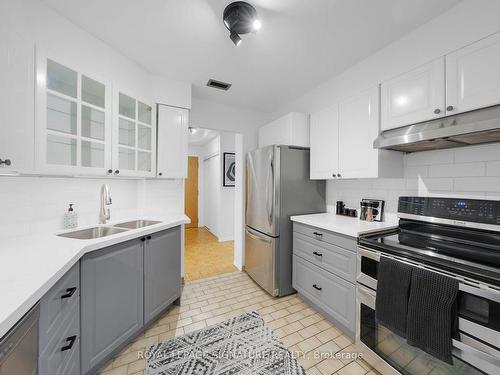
0;177;183;238
327;143;500;214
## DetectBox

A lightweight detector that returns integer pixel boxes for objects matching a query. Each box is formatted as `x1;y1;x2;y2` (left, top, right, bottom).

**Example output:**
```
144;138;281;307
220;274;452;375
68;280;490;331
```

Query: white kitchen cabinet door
35;53;112;176
111;90;156;178
446;32;500;115
338;87;380;178
381;58;445;131
157;104;188;179
0;23;35;174
258;112;309;148
310;104;339;179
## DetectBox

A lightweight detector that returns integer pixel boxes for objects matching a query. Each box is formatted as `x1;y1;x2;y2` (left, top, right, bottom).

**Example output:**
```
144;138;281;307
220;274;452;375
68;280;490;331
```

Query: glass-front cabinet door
36;54;112;175
112;90;155;177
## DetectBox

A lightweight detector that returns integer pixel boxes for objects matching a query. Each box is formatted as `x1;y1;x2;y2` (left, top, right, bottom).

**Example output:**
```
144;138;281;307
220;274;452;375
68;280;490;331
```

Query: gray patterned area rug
146;311;306;375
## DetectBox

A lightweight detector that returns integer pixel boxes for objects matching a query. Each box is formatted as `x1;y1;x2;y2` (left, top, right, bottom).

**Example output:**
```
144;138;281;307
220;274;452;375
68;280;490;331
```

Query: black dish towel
375;257;413;338
406;267;459;365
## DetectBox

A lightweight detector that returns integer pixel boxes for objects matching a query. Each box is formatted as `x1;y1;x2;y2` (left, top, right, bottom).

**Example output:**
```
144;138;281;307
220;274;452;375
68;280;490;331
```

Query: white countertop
291;212;399;237
0;215;189;338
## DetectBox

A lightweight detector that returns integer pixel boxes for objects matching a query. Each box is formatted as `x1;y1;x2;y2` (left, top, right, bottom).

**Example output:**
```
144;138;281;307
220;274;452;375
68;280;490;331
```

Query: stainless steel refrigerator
245;145;325;296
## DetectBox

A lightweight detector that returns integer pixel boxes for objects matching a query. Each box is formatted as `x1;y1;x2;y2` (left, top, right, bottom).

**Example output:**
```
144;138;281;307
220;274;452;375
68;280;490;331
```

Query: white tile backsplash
327;143;500;214
0;176;183;238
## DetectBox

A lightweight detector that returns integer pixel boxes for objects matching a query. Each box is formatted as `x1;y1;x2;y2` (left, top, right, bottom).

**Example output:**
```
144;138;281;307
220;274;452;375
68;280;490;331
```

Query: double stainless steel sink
57;220;162;240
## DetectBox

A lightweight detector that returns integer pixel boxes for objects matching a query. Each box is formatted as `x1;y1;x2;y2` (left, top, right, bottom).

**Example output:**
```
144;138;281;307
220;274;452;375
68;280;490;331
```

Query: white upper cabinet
338;87;380;178
156;104;188;179
446;32;500;115
0;23;35;174
112;90;156;177
381;58;445;131
36;54;112;175
310;87;403;180
258;112;310;148
310;105;339;180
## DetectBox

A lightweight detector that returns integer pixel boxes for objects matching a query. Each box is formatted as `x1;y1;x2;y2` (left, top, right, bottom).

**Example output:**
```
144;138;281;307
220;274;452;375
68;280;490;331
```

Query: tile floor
184;227;238;281
97;271;377;375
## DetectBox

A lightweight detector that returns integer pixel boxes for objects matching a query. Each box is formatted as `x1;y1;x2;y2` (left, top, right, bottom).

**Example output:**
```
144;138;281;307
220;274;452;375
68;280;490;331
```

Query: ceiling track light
223;1;261;46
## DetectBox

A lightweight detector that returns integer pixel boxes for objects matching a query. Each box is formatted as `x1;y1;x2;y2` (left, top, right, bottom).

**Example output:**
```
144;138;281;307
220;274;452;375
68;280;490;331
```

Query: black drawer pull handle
313;232;323;237
312;284;322;291
313;251;323;257
61;335;77;352
61;287;77;299
146;235;152;240
141;237;146;242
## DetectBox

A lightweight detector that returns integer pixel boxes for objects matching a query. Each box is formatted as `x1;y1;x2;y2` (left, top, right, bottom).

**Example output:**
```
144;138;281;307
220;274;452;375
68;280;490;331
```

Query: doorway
183;128;239;281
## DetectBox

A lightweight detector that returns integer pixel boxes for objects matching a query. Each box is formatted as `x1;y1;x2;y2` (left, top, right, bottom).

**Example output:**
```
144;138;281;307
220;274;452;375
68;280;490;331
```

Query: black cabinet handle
313;232;323;237
313;251;323;257
114;169;120;175
0;159;11;166
107;169;113;174
61;287;77;299
146;235;151;240
312;284;322;291
141;237;146;242
61;335;77;352
158;172;163;176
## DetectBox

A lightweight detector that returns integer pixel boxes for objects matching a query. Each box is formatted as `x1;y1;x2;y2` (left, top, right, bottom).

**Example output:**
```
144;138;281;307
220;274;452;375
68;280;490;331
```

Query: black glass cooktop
360;219;500;285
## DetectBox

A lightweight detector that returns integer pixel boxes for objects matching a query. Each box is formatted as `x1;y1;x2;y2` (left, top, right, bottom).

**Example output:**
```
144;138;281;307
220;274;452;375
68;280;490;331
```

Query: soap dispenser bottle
63;204;78;229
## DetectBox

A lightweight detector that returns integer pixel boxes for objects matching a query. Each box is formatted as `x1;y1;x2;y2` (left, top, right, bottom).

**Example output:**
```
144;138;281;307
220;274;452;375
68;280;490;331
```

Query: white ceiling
42;0;461;113
188;128;219;146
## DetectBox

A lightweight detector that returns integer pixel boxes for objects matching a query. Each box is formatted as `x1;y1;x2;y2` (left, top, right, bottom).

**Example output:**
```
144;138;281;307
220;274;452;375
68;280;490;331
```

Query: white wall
218;132;236;242
269;0;500;215
202;137;221;237
272;0;500;118
328;144;500;214
0;0;188;236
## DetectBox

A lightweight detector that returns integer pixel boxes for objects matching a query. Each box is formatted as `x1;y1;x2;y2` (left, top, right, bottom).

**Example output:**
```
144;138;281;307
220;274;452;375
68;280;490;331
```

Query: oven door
357;282;500;375
357;247;379;290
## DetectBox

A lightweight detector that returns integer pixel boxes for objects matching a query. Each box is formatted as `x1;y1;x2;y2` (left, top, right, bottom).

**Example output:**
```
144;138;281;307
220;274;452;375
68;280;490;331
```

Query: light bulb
253;19;261;31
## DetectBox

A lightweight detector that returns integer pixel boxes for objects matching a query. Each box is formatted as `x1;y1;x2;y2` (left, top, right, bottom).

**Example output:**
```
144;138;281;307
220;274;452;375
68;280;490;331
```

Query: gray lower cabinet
38;263;80;375
144;227;181;324
292;223;357;338
81;239;144;375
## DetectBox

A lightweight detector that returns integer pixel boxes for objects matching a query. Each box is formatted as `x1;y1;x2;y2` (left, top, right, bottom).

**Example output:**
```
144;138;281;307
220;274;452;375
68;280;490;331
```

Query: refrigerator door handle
266;155;274;226
246;227;272;243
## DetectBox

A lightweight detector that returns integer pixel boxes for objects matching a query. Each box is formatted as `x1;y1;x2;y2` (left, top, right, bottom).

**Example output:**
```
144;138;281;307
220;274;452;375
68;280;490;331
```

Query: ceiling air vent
206;79;232;91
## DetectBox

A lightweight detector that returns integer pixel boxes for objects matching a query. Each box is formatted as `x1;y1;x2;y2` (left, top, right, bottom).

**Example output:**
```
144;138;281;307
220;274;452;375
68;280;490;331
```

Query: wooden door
185;156;199;228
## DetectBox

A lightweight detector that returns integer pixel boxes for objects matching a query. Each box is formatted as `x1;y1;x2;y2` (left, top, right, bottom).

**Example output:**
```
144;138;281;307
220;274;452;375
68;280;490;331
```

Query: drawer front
39;262;79;346
293;222;356;252
293;232;356;283
292;255;356;333
38;302;80;375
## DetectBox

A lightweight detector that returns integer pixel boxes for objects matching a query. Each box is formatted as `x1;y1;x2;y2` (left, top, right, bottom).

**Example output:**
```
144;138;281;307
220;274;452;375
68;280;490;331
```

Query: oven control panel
398;197;500;225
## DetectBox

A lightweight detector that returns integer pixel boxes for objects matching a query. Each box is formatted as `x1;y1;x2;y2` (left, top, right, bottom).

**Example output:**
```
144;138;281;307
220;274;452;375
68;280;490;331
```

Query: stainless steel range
357;196;500;375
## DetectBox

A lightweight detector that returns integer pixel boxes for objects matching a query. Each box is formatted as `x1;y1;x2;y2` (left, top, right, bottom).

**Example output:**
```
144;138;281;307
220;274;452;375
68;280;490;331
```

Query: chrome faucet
99;184;112;224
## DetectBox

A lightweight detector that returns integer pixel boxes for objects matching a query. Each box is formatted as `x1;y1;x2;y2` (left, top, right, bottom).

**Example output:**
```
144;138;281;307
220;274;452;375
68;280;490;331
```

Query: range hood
374;105;500;152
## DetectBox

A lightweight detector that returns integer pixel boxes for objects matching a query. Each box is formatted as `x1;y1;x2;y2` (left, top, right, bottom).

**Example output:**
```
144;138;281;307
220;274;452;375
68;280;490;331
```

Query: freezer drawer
245;227;279;296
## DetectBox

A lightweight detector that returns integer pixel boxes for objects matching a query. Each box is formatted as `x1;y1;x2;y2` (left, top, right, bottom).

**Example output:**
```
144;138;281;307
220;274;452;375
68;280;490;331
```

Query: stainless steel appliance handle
265;153;274;226
358;247;381;262
453;337;500;374
246;227;272;243
357;283;376;309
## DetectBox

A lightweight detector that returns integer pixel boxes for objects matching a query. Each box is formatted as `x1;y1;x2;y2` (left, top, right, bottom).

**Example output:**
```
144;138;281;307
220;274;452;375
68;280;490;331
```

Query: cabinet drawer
38;302;80;375
39;262;79;346
293;222;356;252
293;232;356;283
292;255;356;334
